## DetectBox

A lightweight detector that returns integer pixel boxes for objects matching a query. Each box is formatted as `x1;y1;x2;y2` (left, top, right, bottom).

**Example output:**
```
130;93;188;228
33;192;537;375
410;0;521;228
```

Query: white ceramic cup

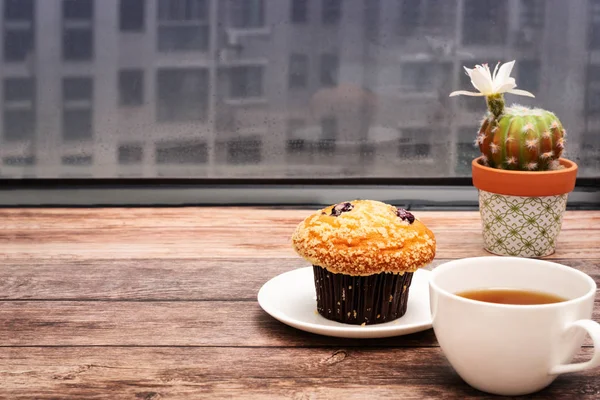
429;256;600;396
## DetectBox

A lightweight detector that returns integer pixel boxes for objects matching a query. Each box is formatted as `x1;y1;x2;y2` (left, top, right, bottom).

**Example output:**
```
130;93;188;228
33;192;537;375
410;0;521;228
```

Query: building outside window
157;0;209;52
62;77;93;140
289;53;309;89
291;0;309;24
398;128;433;159
319;53;338;88
229;0;264;29
157;69;208;122
119;69;144;106
155;140;208;164
322;0;342;25
120;0;145;32
62;0;94;61
3;0;35;62
462;0;507;46
3;77;36;142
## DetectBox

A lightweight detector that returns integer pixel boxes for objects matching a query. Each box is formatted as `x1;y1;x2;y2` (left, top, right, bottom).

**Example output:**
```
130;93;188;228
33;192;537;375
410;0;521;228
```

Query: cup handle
549;319;600;375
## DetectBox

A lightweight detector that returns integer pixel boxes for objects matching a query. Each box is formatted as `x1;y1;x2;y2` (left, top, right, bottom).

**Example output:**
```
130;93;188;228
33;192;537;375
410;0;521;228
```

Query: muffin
292;200;436;325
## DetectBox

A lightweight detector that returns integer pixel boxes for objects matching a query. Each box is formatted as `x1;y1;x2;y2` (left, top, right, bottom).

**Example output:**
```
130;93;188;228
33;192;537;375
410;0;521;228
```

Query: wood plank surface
1;347;598;400
0;208;598;399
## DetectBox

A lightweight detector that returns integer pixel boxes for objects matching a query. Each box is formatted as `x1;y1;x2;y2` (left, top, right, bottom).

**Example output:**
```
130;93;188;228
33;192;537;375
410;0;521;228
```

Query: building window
230;66;264;98
4;0;34;20
591;0;600;49
3;110;35;142
63;0;94;61
3;155;36;166
322;0;342;25
289;54;309;89
401;63;435;93
462;0;507;46
520;0;545;28
119;69;144;106
3;77;36;142
157;68;208;122
456;127;479;175
63;0;93;20
62;77;93;140
518;60;540;94
120;0;145;32
62;154;93;165
118;144;144;164
157;0;209;52
230;0;264;29
398;128;432;159
398;0;421;36
3;0;35;63
155;140;208;164
227;137;262;165
319;53;339;87
4;78;35;102
291;0;309;24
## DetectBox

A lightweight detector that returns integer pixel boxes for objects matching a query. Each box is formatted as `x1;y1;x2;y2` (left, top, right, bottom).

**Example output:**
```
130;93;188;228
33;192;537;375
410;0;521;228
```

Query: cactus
476;105;566;171
449;61;569;171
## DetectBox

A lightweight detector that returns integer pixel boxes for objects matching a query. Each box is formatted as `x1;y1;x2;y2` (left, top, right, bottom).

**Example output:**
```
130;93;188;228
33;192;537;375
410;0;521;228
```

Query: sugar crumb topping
291;199;436;275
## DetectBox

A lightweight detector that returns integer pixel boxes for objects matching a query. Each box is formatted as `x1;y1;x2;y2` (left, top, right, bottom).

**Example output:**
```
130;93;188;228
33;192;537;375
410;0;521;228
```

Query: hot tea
456;288;567;305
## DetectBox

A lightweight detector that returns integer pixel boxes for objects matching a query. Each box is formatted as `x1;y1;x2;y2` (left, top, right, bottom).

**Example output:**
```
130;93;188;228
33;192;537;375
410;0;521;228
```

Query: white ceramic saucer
257;267;432;338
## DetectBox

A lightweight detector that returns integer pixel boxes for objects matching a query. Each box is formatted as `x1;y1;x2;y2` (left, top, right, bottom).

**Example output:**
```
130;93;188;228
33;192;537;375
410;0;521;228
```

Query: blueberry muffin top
291;200;436;275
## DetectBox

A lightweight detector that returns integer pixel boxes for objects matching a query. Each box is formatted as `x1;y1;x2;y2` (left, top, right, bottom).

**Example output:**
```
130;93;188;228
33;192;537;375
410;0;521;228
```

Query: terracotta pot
471;157;578;257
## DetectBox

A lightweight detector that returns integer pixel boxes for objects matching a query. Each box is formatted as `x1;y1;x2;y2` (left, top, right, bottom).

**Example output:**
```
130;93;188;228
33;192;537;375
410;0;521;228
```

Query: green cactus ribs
476;105;566;171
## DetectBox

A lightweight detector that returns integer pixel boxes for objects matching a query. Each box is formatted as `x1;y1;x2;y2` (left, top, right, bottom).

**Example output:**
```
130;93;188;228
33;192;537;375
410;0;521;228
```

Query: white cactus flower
449;60;535;98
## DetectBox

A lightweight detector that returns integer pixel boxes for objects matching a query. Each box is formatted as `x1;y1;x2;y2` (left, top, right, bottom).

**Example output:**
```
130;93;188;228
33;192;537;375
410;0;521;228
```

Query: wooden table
0;208;598;399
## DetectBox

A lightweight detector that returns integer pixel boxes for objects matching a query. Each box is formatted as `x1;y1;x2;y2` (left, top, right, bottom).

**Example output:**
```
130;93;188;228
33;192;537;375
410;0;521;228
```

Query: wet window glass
0;0;598;178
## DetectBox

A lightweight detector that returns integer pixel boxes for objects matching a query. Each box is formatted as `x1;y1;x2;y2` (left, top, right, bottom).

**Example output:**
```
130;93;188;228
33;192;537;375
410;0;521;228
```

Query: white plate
257;267;432;338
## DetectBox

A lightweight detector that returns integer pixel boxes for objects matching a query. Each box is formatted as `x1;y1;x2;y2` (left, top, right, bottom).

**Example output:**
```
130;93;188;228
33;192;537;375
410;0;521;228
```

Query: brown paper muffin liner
312;265;414;325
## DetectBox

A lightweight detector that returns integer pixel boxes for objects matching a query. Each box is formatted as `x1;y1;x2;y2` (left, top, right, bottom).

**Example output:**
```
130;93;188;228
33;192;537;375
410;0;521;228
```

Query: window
291;0;309;24
156;140;208;164
520;0;544;28
3;0;35;63
230;0;264;29
3;155;35;166
462;0;507;45
398;0;420;36
322;0;342;25
456;127;480;176
518;60;540;94
227;137;262;164
63;0;94;61
320;53;338;87
3;77;36;142
592;0;600;49
119;69;144;106
157;69;208;122
62;154;93;165
398;129;432;159
120;0;145;32
118;144;144;164
289;54;309;89
5;0;34;21
63;0;94;20
63;77;93;141
0;1;597;181
401;63;435;93
157;0;209;52
4;78;35;102
230;66;264;98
